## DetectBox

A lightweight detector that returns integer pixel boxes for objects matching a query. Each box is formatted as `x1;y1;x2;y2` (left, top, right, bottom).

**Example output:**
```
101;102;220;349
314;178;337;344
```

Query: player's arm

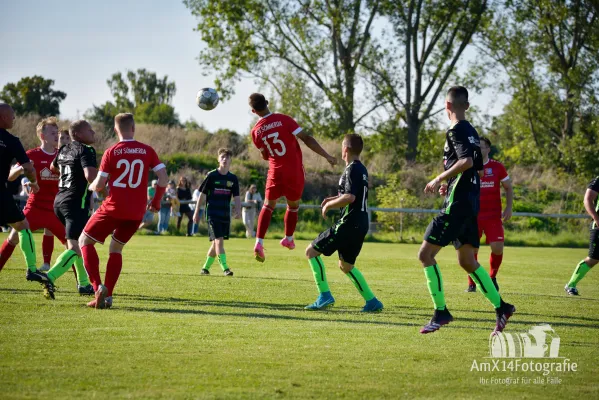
584;188;599;227
296;131;337;166
425;130;474;193
232;177;241;218
148;167;168;212
89;174;108;193
11;139;38;193
8;164;24;182
193;174;211;222
501;177;514;222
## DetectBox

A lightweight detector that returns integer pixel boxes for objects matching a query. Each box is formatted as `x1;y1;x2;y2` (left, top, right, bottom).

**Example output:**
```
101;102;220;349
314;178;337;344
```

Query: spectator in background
139;179;158;231
177;176;193;236
190;185;202;235
243;184;262;238
158;181;175;233
58;129;71;147
167;180;181;217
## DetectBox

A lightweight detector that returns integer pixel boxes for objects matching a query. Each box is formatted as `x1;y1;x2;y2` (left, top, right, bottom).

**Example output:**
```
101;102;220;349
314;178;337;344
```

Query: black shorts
424;211;480;249
208;219;230;241
54;203;91;240
588;229;599;260
0;191;24;226
312;219;368;265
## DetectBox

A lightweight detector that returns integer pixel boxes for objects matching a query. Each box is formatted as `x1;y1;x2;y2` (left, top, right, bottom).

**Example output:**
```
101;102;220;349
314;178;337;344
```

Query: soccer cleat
564;285;579;296
78;284;95;296
492;278;499;292
420;308;454;334
39;263;51;272
465;284;476;293
362;297;384;312
26;269;50;283
200;268;210;275
493;300;516;334
254;243;265;263
224;269;234;277
91;284;108;310
42;281;56;300
105;296;113;309
280;237;295;250
305;292;335;310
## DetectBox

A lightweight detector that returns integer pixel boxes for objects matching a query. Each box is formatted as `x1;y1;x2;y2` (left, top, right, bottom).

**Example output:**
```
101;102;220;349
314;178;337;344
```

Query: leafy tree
0;75;66;117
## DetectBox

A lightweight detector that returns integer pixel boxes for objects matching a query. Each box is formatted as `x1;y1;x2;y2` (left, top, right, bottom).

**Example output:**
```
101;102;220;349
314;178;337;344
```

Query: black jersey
588;177;599;229
52;141;97;210
0;128;29;192
338;160;369;225
199;170;240;221
442;120;483;216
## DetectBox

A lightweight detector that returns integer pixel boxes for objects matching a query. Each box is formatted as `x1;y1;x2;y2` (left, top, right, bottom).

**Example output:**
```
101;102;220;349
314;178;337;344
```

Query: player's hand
320;196;335;208
27;181;40;194
234;208;242;219
321;204;330;219
147;204;158;213
438;184;448;197
326;155;337;167
502;208;512;222
424;177;440;194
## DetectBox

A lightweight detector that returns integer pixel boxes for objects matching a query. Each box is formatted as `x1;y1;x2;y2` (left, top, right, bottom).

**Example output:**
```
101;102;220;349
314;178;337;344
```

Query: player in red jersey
80;113;167;309
249;93;337;262
0;117;93;293
442;137;513;292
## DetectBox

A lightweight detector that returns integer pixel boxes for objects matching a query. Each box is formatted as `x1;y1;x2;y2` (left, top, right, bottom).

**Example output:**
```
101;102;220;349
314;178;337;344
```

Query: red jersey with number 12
98;140;164;221
24;147;60;212
251;113;303;181
478;159;509;220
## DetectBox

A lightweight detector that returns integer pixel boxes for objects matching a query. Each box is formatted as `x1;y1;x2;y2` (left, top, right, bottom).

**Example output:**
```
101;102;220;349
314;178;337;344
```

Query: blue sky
2;0;506;134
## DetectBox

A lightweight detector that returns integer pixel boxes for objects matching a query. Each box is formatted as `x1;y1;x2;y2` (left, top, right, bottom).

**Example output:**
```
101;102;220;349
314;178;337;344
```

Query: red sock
467;253;479;286
0;240;16;272
81;244;101;291
284;206;299;237
256;205;274;240
42;235;54;264
104;253;123;297
490;253;503;278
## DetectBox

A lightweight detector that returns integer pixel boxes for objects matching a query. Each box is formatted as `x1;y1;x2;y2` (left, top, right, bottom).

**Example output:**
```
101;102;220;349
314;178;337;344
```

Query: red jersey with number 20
23;147;60;212
98;140;165;221
478;159;509;220
251;113;303;181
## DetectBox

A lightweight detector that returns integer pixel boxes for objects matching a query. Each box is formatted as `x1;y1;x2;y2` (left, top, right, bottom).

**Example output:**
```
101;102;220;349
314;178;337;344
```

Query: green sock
203;256;216;271
568;261;592;288
47;250;79;283
217;254;229;271
470;266;501;308
308;256;330;293
346;267;375;301
424;264;446;310
18;229;37;272
74;256;90;286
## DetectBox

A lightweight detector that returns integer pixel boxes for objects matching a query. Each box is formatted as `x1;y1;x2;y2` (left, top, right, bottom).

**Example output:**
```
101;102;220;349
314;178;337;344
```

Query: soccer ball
196;88;219;111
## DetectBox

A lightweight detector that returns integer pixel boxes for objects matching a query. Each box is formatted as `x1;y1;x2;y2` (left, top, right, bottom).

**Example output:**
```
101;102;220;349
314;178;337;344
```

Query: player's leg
0;228;19;273
281;198;300;250
41;229;54;271
467;219;485;292
101;238;126;309
304;242;335;310
215;220;232;275
254;183;279;262
10;218;46;281
46;209;87;289
565;229;599;295
201;242;217;275
488;241;504;291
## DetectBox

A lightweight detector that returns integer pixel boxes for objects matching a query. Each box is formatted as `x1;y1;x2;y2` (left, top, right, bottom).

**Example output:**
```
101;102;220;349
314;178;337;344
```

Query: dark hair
343;133;364;156
446;86;469;104
249;93;268;112
218;148;233;158
480;136;492;147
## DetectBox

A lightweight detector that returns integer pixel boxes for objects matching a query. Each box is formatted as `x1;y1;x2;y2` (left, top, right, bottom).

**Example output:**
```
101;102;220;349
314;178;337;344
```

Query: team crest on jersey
226;181;233;188
40;167;59;180
485;168;493;176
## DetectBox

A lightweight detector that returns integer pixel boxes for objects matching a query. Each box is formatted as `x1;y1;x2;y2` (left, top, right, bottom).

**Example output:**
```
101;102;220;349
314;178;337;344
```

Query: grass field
1;233;598;399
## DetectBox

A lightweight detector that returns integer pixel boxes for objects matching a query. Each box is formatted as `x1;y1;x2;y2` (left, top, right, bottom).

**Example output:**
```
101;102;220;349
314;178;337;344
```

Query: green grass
0;233;598;399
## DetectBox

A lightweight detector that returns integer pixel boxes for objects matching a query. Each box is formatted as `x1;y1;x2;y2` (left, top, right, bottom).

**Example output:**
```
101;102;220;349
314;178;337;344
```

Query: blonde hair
36;117;58;137
218;148;233;158
114;113;135;132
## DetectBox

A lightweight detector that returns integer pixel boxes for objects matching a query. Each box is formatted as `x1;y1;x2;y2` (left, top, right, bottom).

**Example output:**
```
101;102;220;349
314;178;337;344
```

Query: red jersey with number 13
251;113;303;181
98;140;164;221
478;159;509;220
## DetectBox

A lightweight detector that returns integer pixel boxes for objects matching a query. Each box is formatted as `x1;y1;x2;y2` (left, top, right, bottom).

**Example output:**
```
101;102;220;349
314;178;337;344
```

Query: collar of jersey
120;139;137;142
40;147;57;156
260;113;273;119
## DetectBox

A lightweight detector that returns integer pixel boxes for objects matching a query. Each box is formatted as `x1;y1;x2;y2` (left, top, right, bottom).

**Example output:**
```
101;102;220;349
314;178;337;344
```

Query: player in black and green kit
0;103;48;284
304;134;383;312
193;148;242;276
43;120;97;299
564;177;599;295
418;86;515;334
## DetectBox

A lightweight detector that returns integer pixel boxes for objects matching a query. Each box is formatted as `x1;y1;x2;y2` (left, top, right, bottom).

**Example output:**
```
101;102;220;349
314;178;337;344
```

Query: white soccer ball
196;88;219;111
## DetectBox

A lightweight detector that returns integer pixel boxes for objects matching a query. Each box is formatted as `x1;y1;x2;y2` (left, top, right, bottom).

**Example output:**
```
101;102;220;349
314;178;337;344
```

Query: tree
86;69;179;128
484;0;599;172
184;0;385;136
0;75;66;117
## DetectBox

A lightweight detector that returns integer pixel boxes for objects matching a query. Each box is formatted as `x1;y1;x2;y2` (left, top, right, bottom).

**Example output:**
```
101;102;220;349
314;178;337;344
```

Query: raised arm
296;131;337;166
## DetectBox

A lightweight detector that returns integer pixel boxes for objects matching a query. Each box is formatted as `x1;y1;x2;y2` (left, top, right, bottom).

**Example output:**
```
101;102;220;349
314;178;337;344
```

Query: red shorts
265;171;305;201
83;210;141;245
478;218;504;244
23;205;66;244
